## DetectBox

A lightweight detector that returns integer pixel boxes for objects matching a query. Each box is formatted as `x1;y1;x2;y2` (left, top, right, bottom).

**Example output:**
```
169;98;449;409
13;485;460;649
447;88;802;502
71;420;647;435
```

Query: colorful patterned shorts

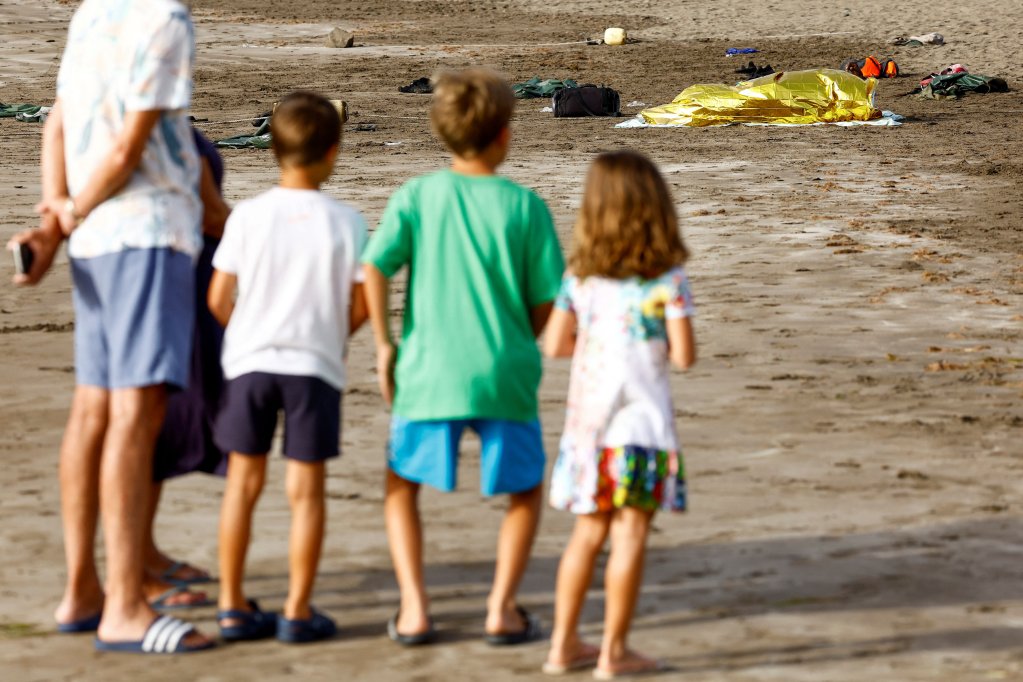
550;444;687;514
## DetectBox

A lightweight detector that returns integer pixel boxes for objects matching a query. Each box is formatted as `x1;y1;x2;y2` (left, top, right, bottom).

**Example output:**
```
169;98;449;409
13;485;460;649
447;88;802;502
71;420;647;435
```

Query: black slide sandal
485;606;542;646
387;611;437;646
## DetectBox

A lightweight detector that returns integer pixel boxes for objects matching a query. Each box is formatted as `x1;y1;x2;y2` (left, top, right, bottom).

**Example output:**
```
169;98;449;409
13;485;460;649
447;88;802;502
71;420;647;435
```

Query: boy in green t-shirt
362;68;565;646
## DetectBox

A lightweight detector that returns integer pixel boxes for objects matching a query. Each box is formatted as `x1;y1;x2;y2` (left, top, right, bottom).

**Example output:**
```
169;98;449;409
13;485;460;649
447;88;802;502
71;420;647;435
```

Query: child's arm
207;269;236;328
349;282;368;333
542;308;576;358
363;263;397;405
666;317;697;370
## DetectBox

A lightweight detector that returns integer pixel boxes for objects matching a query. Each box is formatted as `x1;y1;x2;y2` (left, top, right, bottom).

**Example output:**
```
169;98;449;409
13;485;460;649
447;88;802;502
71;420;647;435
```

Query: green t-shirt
363;169;565;422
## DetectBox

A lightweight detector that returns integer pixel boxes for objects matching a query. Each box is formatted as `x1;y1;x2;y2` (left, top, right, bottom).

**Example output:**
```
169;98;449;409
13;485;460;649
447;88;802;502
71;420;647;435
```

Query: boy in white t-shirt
207;91;368;644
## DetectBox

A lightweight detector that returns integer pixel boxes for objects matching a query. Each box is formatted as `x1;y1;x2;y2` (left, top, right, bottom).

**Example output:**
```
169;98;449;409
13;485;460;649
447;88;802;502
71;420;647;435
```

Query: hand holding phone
12;242;35;276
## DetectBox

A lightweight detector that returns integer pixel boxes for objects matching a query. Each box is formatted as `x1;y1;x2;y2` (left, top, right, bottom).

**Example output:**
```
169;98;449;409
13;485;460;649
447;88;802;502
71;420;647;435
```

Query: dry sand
1;0;1022;679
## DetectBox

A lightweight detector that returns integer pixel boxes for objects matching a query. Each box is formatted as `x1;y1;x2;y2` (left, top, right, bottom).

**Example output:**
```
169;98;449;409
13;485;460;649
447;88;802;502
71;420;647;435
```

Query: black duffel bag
553;85;621;117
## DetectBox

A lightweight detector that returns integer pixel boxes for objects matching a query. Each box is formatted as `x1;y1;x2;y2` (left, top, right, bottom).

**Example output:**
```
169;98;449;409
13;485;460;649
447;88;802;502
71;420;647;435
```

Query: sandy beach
1;0;1021;679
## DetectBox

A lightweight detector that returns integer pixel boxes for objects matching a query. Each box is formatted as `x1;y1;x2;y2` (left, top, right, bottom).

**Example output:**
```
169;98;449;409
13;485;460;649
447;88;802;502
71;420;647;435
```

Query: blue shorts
388;417;546;496
70;248;194;390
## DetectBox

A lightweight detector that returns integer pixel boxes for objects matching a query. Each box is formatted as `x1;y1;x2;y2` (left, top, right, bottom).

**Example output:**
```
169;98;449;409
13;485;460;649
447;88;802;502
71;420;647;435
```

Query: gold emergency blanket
639;69;881;127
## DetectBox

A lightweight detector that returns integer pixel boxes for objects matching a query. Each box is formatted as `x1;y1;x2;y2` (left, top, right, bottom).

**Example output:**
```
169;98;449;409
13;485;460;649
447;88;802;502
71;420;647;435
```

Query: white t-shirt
212;188;368;391
57;0;201;260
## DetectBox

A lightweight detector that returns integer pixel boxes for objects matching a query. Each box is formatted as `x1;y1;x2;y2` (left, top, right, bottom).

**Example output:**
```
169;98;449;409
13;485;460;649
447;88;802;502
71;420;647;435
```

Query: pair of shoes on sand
220;599;337;644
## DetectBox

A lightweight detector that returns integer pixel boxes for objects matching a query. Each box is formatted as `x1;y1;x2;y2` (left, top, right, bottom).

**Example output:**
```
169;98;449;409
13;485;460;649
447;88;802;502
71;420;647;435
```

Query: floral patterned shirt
554;267;695;456
57;0;201;260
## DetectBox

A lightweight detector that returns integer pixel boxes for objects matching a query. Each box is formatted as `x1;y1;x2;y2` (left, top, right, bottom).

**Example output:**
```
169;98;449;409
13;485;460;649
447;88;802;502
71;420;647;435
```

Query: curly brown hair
569;150;689;280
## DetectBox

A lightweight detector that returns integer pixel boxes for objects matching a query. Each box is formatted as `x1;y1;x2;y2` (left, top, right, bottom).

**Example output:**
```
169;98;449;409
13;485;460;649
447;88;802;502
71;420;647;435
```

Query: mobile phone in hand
12;243;34;276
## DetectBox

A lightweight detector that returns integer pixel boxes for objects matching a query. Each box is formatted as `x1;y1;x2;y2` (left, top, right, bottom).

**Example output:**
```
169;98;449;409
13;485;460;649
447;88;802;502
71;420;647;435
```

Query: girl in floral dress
542;151;696;679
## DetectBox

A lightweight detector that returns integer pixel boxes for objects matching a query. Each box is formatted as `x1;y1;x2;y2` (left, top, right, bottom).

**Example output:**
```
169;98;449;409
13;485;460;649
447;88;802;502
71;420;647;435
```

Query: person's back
60;0;200;260
208;92;367;645
362;68;564;646
15;0;215;654
218;187;364;389
376;168;557;420
542;151;696;678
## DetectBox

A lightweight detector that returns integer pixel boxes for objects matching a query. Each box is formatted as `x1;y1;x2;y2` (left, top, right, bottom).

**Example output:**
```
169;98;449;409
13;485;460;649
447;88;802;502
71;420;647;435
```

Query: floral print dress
549;267;695;514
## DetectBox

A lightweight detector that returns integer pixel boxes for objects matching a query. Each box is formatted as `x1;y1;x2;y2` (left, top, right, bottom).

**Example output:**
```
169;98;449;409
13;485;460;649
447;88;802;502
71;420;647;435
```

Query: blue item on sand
726;47;759;56
276;607;337;644
94;614;215;654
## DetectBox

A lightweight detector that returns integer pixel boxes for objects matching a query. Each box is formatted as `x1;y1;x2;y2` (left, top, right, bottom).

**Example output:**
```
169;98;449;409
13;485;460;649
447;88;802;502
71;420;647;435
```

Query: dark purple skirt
153;235;227;480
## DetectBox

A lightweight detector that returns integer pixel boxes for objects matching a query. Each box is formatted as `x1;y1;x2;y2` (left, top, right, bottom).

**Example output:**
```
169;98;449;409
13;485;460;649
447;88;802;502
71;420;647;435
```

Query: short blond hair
430;69;514;158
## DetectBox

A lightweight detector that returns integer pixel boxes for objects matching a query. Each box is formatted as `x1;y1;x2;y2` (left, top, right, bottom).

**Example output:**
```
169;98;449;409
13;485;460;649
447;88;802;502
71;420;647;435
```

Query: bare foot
544;640;601;674
395;602;432;637
54;591;105;628
484;603;526;636
595;649;664;679
97;603;214;650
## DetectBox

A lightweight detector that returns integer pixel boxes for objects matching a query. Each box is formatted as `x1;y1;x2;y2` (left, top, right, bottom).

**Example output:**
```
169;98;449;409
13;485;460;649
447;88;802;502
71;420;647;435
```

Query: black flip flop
387;611;436;646
485;606;543;646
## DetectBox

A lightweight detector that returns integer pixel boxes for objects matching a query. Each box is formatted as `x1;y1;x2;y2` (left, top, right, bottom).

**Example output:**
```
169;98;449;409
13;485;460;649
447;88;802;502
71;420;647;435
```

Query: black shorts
214;372;341;462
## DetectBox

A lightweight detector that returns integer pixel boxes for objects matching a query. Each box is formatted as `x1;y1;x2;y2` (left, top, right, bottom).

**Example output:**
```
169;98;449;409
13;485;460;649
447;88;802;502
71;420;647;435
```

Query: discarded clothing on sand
215;132;272;149
512;77;578;99
841;56;899;79
735;61;775;79
628;69;884;127
217;100;348;149
16;106;51;122
915;69;1008;99
725;47;758;56
0;103;45;119
892;32;944;47
918;64;967;89
399;77;432;94
216;114;271;148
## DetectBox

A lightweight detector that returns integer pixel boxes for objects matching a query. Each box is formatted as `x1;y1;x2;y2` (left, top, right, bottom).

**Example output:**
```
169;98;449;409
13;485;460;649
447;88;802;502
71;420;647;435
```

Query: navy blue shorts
214;372;341;462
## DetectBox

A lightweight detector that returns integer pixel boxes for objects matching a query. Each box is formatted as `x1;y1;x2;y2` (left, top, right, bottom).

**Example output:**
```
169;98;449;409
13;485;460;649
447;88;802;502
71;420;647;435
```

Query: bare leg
54;386;108;626
142;481;163;571
485;483;542;635
143;481;212;586
598;508;658;676
283;459;326;621
546;513;610;670
384;469;430;635
95;386;210;648
217;453;267;623
141;480;208;607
